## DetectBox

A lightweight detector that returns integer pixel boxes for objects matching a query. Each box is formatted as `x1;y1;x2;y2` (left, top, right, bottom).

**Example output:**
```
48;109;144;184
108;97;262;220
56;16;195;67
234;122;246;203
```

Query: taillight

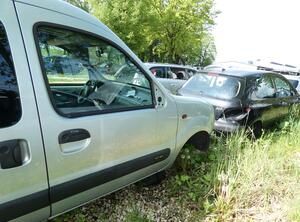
214;106;224;119
214;107;250;121
245;107;251;113
225;107;250;121
224;108;244;118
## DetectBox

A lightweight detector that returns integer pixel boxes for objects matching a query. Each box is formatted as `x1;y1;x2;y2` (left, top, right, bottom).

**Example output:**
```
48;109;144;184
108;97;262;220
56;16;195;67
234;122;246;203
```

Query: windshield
181;73;243;99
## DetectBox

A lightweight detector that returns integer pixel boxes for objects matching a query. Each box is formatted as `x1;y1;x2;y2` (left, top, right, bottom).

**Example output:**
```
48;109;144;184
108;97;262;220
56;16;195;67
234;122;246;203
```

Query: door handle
58;129;90;145
0;140;30;169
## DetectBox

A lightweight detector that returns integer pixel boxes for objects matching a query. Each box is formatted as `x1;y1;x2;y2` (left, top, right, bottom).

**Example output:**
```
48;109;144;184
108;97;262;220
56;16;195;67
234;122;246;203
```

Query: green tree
68;0;218;66
147;0;217;65
66;0;90;12
88;0;155;62
197;33;216;67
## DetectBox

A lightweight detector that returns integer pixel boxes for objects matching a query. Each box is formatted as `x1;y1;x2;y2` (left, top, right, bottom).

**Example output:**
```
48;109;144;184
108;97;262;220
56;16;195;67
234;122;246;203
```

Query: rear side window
186;69;196;78
274;77;294;98
150;67;167;78
254;76;275;99
0;22;21;128
288;79;299;89
35;25;153;117
170;67;187;80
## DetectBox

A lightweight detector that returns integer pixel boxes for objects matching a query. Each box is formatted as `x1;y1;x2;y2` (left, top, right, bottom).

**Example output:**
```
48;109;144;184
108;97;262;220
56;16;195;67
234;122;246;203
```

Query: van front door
0;1;50;221
15;1;171;217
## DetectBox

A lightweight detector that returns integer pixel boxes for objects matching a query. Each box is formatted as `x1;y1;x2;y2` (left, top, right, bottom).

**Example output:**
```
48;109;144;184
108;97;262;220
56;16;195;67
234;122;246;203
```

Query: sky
213;0;300;67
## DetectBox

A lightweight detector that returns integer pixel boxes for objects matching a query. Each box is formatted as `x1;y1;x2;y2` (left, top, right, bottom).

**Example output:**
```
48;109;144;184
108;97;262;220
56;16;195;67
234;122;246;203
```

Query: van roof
14;0;113;34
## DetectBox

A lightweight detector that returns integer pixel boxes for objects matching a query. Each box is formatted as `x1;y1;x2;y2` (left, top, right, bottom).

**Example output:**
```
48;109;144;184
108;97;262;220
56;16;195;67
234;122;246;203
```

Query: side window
170;67;187;80
36;26;153;117
274;77;293;98
288;79;299;89
167;67;177;79
253;76;276;99
150;67;166;78
0;22;21;128
186;69;196;78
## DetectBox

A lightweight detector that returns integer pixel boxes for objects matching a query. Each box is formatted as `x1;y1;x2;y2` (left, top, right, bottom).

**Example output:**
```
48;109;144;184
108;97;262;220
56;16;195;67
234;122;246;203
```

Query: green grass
170;108;300;221
289;198;300;222
53;109;300;222
124;209;152;222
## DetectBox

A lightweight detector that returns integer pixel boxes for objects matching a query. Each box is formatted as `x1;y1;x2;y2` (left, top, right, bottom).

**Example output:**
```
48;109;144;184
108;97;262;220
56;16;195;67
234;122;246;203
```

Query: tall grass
172;108;300;221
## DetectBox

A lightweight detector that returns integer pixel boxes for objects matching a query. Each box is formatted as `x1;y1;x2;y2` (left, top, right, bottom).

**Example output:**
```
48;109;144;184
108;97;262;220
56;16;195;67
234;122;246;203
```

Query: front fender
166;95;215;167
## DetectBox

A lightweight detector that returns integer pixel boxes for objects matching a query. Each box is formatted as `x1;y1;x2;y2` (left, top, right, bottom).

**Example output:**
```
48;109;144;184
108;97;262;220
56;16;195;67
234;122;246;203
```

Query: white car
145;63;198;80
145;63;198;94
0;1;214;221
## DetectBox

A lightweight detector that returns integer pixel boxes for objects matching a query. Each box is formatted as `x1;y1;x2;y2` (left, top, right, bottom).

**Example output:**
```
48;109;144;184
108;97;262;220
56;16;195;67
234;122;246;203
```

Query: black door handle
58;129;90;145
0;140;23;169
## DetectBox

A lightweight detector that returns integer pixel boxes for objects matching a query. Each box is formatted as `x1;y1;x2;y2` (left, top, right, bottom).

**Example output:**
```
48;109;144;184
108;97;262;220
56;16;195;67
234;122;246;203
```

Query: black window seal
33;22;156;119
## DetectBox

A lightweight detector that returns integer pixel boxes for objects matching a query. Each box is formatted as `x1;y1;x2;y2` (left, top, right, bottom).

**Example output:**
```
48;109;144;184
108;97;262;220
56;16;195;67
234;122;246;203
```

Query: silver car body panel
166;95;215;167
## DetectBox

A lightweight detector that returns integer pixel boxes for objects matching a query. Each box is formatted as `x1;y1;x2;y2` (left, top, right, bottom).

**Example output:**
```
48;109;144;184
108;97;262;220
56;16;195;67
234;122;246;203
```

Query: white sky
213;0;300;66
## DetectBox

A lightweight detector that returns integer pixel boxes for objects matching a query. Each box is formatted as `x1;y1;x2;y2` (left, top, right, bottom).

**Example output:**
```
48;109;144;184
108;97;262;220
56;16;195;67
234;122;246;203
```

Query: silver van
0;1;214;221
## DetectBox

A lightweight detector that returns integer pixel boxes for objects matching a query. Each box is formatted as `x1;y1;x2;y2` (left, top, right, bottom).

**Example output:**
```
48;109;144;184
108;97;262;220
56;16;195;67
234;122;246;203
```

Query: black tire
187;132;210;152
139;171;166;187
251;121;262;139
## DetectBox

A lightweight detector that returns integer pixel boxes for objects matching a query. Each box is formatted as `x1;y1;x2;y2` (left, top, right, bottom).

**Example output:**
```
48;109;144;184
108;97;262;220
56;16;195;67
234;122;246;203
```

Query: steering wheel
77;80;97;104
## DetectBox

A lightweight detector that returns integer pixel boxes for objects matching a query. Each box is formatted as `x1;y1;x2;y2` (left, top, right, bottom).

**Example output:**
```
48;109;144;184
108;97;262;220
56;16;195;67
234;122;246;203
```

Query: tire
139;171;166;187
187;132;210;152
251;121;262;139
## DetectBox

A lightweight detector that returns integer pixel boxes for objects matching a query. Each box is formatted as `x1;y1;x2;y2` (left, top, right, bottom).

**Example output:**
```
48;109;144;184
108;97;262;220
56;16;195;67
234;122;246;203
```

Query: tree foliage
66;0;217;66
66;0;90;12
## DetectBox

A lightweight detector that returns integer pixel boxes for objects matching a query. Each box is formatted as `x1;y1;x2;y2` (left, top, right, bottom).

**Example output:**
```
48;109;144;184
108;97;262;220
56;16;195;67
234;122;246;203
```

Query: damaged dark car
178;70;300;137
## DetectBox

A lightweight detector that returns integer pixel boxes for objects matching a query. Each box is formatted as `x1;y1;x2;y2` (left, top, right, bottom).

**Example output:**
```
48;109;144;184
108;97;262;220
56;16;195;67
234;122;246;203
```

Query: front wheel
139;171;166;187
187;132;210;152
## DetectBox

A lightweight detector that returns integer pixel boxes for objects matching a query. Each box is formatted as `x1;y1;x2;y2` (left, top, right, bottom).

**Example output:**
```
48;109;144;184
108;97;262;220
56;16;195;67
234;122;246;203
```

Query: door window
36;25;153;117
274;77;294;98
150;67;166;78
0;22;21;128
170;67;187;80
186;68;196;78
253;76;276;99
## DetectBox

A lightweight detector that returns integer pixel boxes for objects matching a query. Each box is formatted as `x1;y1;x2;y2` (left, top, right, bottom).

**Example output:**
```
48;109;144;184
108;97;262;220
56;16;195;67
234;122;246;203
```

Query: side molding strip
0;148;170;221
50;148;170;202
0;190;49;222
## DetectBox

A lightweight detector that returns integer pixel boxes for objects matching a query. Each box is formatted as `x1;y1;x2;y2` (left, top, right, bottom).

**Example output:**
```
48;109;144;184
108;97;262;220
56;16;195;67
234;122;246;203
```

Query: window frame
33;22;156;118
0;20;22;128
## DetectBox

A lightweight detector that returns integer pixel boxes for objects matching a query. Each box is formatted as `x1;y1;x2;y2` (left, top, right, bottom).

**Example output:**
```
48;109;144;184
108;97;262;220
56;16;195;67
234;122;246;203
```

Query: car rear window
181;73;243;100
